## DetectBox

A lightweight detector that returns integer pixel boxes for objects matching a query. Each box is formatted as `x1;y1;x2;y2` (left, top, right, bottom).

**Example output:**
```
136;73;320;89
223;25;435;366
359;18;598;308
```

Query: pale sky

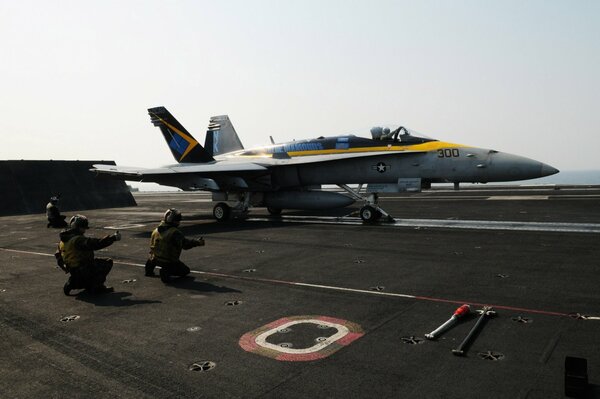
1;0;599;171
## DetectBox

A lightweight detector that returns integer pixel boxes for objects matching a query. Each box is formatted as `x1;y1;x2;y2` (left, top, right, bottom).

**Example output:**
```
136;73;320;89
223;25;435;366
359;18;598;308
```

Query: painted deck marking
1;247;596;319
239;316;364;361
246;216;600;234
487;196;549;200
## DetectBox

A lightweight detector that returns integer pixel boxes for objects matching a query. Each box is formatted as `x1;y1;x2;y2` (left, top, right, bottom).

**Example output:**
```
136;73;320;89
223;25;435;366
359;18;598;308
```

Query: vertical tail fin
148;106;214;163
204;115;245;156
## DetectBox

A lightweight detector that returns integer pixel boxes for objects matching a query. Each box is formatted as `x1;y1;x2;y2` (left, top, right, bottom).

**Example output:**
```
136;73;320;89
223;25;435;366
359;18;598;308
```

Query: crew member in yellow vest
145;208;204;283
46;196;68;228
57;214;121;295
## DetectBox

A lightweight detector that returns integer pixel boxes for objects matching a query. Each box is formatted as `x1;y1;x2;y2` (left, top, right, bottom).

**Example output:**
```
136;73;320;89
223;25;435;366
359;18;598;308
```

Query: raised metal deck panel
0;160;136;216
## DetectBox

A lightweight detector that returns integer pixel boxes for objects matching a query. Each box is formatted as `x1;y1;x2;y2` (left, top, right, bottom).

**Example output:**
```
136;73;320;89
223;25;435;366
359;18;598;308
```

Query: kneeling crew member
46;196;67;228
146;208;204;283
58;215;121;295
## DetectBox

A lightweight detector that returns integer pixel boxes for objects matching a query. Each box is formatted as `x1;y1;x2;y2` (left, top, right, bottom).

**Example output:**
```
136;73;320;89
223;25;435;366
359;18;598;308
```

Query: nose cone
540;163;559;177
487;152;559;182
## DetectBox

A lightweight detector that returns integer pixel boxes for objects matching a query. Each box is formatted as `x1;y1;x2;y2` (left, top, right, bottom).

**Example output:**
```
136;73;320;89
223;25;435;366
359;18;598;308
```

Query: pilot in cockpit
370;126;410;142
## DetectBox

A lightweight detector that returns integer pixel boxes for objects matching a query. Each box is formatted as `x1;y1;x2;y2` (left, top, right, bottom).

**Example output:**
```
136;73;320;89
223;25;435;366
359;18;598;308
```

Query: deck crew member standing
57;215;121;295
145;208;204;283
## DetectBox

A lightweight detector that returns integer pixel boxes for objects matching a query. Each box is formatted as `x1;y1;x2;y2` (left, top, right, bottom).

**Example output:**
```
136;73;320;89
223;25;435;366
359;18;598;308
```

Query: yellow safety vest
59;236;94;269
150;226;181;263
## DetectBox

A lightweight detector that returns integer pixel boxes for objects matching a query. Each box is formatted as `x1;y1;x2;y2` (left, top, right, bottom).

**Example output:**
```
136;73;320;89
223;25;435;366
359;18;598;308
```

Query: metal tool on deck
452;306;496;356
425;304;470;340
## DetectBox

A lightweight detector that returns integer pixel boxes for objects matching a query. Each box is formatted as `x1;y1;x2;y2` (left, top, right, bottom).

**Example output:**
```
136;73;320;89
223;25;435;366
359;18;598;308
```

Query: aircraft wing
253;149;425;166
91;150;423;190
92;162;270;191
92;162;268;177
93;150;421;177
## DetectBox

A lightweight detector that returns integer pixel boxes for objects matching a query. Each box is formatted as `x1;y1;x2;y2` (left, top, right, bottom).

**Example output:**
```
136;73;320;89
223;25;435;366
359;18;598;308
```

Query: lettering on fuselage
268;142;325;154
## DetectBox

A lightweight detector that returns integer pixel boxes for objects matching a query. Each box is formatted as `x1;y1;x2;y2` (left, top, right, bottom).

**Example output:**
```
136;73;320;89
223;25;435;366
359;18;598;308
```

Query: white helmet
69;214;89;229
164;208;182;225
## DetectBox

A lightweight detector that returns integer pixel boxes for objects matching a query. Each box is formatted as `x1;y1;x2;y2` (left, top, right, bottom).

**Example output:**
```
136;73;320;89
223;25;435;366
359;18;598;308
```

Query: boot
159;267;171;284
63;281;72;296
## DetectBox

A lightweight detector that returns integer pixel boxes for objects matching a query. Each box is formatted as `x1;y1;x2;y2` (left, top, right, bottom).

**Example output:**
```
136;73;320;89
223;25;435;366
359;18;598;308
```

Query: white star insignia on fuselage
372;162;389;173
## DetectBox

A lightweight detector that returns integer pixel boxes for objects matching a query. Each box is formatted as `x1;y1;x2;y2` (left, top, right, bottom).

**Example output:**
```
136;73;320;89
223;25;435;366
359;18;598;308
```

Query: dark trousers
67;258;113;291
146;258;190;282
47;216;67;228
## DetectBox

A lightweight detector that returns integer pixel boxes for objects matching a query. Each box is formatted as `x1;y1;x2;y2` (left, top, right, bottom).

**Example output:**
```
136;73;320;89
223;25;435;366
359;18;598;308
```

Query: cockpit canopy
369;125;433;143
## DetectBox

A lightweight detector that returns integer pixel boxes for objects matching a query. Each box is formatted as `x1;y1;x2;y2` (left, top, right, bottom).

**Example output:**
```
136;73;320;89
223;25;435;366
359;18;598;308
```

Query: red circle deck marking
239;316;364;361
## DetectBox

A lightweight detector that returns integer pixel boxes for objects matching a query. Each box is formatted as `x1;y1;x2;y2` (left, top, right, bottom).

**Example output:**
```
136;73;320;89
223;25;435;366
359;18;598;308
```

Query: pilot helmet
370;126;383;139
164;208;182;225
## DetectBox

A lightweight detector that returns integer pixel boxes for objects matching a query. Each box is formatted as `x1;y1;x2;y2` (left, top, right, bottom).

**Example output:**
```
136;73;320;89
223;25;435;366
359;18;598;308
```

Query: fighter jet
91;107;559;222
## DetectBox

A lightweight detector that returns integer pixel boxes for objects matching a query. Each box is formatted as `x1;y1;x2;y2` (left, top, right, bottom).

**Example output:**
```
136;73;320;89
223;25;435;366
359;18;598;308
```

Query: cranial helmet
50;196;59;204
69;214;89;229
164;208;182;225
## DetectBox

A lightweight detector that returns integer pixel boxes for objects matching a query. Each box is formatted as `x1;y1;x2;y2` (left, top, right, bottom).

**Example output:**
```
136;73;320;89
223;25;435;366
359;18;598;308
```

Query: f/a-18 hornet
92;107;559;222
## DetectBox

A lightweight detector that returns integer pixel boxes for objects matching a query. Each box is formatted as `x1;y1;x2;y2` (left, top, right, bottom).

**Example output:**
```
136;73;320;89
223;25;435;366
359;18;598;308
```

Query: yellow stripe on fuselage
242;141;469;157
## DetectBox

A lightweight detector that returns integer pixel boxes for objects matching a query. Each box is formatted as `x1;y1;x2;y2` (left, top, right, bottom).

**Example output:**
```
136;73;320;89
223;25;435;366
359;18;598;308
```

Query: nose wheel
338;184;395;223
359;205;382;223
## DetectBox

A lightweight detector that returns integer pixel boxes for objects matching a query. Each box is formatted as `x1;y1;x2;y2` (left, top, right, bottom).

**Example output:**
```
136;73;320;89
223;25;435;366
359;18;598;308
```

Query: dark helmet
164;208;182;225
50;196;59;204
69;214;89;229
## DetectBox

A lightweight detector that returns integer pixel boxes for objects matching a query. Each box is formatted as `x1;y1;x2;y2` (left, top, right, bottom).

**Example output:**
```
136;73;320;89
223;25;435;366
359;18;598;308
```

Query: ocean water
485;170;600;186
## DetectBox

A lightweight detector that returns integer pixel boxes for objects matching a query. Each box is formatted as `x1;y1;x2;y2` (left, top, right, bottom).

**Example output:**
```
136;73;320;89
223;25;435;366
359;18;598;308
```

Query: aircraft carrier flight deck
1;186;599;398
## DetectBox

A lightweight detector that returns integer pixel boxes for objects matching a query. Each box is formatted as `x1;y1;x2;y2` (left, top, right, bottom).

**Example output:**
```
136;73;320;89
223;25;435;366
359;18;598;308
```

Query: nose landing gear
358;205;382;223
338;184;395;223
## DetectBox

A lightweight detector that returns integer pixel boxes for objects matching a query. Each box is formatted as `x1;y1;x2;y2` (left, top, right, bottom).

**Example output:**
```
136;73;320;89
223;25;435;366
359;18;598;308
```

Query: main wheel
213;202;231;222
267;207;282;216
359;205;378;223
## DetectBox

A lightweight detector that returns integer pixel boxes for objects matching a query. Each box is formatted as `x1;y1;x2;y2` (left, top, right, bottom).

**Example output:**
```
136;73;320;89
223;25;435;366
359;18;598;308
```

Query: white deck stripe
246;216;600;234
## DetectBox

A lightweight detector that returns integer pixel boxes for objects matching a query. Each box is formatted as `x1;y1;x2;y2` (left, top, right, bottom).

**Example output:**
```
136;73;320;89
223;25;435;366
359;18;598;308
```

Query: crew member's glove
54;250;68;273
195;237;205;247
112;231;121;241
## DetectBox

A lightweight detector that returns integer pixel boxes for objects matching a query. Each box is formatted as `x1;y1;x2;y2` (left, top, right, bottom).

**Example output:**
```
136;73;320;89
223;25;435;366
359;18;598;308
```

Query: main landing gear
212;194;251;222
213;202;231;222
338;184;395;223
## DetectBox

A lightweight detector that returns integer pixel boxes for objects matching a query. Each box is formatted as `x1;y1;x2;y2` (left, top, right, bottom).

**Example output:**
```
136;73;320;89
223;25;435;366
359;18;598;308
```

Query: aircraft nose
540;163;559;177
487;152;559;181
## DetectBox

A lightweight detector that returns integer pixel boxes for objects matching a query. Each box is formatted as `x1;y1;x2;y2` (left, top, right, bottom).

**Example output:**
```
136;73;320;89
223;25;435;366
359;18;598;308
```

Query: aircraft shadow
130;216;295;237
75;291;161;307
166;276;241;294
129;206;361;237
181;207;360;220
